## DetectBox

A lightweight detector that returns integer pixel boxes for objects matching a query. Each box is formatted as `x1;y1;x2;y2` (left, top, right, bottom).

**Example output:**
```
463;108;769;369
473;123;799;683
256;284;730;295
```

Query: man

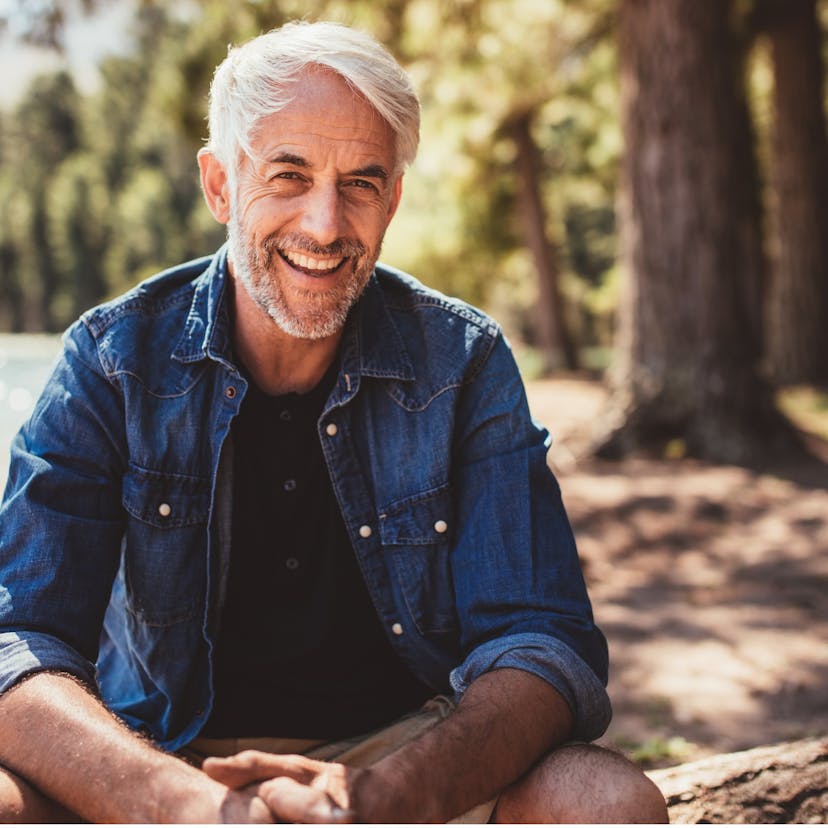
0;21;667;823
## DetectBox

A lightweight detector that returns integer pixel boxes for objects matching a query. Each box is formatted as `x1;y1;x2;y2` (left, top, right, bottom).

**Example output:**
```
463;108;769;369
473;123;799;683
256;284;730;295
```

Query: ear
386;174;404;224
198;148;231;224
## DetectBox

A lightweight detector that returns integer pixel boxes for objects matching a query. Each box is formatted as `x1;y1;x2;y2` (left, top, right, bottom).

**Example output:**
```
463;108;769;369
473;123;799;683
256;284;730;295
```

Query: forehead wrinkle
255;105;393;151
257;124;393;162
245;70;398;177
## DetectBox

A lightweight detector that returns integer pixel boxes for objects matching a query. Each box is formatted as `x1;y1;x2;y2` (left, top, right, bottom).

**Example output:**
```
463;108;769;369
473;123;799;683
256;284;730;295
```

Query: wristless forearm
0;672;231;823
353;668;574;823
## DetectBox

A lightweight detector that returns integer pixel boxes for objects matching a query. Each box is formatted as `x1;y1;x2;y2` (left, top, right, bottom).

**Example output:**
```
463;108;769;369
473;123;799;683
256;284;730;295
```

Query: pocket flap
122;465;210;528
378;484;453;546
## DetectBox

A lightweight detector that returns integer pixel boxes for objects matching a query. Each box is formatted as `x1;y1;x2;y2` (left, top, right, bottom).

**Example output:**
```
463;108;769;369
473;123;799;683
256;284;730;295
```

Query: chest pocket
379;484;458;638
121;465;210;626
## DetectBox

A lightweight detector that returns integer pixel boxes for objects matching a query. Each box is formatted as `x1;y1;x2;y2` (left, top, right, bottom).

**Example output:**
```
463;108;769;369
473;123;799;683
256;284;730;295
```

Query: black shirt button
283;479;297;492
285;557;300;571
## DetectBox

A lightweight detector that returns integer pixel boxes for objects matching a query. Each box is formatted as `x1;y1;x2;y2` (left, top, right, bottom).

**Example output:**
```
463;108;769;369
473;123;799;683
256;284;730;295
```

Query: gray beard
227;213;377;340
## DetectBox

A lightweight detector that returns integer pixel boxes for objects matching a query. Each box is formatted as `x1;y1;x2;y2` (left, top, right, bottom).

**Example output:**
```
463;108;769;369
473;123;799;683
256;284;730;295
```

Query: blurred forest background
1;0;828;465
1;0;828;796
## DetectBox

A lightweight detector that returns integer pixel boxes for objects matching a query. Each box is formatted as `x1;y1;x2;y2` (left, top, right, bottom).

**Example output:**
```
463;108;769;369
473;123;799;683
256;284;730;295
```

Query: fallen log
646;736;828;823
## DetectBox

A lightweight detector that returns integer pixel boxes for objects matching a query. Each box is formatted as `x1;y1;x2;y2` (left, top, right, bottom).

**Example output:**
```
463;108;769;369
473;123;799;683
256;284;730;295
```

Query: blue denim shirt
0;246;611;749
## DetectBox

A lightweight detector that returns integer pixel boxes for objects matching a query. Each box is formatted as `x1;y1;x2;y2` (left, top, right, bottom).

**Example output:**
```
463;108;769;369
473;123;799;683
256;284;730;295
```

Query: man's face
225;68;402;340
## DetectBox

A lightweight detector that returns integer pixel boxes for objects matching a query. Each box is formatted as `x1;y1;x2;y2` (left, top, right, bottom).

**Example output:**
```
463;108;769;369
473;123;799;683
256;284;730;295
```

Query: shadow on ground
526;377;828;769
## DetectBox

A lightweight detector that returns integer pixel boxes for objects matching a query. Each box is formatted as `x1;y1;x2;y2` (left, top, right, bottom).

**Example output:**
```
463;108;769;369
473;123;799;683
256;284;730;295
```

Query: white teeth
283;250;343;271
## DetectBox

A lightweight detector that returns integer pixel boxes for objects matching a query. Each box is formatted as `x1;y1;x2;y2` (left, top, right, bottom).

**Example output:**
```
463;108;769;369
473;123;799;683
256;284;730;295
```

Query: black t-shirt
204;361;435;739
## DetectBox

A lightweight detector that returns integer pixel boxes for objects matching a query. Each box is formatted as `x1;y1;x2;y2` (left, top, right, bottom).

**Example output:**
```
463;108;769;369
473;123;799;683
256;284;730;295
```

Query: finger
218;791;275;824
203;751;316;789
258;776;353;824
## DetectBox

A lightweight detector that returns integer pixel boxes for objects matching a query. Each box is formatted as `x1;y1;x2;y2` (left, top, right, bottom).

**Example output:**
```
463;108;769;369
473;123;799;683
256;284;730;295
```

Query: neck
230;274;342;396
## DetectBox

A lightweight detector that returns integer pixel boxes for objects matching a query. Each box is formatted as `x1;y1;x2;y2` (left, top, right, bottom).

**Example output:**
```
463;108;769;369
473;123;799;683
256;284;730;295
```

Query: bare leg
493;743;668;824
0;765;81;823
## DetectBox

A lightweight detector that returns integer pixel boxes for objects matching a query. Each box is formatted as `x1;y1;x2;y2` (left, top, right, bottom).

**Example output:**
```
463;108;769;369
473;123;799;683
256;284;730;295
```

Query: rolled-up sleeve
450;633;612;742
449;334;611;741
0;321;126;695
0;631;97;694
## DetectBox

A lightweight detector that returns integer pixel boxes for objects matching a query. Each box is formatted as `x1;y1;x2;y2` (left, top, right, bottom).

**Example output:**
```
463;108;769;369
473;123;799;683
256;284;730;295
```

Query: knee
495;744;669;824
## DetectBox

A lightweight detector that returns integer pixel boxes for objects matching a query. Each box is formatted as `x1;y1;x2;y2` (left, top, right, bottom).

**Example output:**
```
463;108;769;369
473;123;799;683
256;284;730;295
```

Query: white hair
205;20;420;176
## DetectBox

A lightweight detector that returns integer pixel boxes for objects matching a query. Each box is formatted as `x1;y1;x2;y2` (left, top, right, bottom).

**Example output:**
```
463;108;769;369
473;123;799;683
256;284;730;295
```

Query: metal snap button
359;524;372;538
391;623;403;635
325;423;338;436
434;520;448;534
158;503;172;518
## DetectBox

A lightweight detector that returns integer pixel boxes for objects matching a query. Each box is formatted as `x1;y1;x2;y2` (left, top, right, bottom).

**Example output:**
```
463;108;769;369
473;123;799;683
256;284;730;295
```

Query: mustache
260;232;367;261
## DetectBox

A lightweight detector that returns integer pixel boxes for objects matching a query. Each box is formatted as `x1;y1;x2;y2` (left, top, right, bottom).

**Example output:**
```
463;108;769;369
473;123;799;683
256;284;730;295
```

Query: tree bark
764;0;828;386
648;737;828;823
598;0;792;464
509;110;579;372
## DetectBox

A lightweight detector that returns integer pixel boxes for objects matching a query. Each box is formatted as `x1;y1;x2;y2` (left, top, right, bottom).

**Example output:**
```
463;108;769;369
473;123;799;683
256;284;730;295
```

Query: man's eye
347;179;379;193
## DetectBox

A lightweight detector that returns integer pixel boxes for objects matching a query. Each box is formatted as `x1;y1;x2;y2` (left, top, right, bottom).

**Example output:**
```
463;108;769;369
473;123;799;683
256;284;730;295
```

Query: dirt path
526;377;828;769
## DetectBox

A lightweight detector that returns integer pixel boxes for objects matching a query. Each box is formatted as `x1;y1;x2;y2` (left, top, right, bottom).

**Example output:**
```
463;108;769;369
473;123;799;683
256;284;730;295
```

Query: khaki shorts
183;696;496;823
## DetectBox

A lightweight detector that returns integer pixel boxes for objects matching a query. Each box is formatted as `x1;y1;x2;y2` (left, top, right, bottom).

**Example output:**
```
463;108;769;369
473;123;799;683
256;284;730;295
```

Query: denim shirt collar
172;245;235;370
342;272;415;377
171;244;415;389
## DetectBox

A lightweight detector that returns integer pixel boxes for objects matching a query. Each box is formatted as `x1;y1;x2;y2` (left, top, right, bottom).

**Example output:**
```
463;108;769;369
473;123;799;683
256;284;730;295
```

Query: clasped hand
204;750;361;823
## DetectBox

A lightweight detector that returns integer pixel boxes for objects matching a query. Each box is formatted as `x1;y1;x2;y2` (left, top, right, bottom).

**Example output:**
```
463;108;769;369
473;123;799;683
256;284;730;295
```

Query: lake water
0;334;62;491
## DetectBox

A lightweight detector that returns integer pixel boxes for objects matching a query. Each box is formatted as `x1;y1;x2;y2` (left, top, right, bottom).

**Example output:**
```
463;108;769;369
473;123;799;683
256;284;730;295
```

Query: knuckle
236;749;261;767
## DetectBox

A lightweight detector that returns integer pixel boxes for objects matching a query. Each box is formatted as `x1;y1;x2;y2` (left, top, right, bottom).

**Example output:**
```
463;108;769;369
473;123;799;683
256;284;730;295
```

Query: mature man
0;21;666;823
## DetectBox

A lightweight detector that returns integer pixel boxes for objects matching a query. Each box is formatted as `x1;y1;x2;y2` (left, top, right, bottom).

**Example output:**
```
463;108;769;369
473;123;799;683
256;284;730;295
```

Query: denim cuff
0;631;96;695
449;632;612;742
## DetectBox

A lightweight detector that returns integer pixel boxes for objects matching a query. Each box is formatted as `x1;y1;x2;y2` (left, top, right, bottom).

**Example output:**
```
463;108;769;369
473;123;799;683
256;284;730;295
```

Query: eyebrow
349;164;390;181
268;153;390;181
270;152;309;167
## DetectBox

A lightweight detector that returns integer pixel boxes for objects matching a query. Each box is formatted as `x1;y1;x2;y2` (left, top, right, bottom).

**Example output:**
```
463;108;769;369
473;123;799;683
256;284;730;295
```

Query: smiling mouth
279;249;347;277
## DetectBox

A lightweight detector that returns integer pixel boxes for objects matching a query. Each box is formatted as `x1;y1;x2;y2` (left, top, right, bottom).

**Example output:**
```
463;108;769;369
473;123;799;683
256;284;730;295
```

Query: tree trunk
598;0;790;464
648;737;828;823
509;110;579;373
764;0;828;386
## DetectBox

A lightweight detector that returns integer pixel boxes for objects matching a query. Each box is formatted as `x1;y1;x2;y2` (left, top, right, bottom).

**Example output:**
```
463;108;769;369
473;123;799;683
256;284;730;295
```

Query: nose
298;181;344;247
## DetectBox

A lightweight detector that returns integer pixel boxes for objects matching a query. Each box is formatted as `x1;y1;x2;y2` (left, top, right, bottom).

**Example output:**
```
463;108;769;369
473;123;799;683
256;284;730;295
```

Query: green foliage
2;71;82;330
621;736;698;769
777;387;828;441
45;152;109;321
0;171;27;331
385;0;621;348
105;167;180;291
